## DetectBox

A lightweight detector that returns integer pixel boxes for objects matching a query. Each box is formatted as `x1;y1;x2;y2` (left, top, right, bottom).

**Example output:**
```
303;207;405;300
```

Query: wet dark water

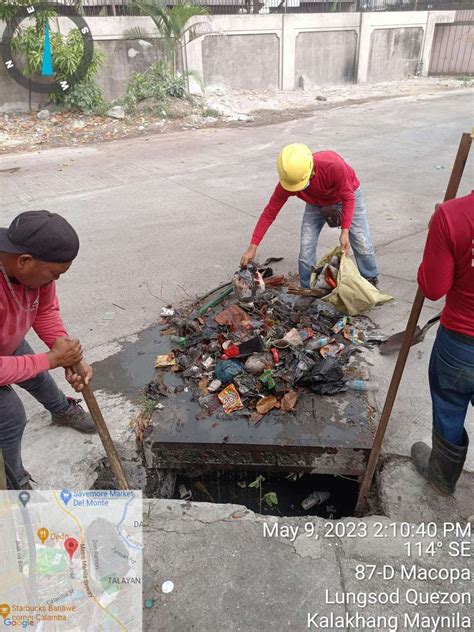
92;324;167;400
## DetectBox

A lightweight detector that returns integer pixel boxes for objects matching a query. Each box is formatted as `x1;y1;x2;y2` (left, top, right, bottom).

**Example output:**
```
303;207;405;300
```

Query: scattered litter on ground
161;581;174;594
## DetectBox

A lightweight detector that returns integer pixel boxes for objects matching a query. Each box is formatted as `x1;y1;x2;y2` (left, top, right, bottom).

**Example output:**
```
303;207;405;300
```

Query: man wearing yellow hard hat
240;143;378;287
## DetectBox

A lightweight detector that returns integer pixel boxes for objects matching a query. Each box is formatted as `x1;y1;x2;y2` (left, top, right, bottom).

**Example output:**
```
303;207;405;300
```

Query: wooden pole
354;131;473;515
0;450;7;490
73;364;130;490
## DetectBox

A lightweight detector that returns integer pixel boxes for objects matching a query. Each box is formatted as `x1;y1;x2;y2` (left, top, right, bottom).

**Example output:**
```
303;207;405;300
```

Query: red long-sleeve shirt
0;275;68;385
251;150;360;245
417;192;474;337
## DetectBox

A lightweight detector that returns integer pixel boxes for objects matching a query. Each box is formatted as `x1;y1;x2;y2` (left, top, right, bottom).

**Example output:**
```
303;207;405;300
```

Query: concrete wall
95;39;164;101
368;27;423;82
202;33;279;90
0;11;459;110
295;30;358;85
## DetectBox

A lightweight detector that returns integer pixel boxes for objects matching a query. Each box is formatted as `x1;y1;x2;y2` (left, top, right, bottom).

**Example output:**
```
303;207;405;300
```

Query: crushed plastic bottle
301;491;331;511
306;336;333;351
345;379;379;392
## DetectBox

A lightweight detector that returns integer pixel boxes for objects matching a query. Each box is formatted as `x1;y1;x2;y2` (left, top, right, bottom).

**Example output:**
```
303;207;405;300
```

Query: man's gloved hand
339;229;350;255
240;244;257;267
65;361;93;393
48;337;83;370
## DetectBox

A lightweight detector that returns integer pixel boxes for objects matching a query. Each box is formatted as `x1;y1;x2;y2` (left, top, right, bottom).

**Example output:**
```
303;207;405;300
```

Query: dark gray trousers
0;340;68;486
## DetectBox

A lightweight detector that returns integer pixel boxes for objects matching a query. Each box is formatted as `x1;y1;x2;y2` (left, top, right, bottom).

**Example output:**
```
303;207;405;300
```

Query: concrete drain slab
146;389;374;475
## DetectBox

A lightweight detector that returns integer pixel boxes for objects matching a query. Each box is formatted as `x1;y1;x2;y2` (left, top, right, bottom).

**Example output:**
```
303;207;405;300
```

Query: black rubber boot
411;429;469;496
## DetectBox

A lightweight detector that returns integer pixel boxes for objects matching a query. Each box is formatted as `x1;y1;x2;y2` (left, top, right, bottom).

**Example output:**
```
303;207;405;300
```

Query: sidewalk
143;498;473;631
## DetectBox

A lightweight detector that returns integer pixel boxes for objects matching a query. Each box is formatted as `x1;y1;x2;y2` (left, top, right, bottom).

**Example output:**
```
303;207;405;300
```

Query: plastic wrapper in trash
232;263;265;302
215;359;244;383
343;326;366;345
259;369;276;390
154;352;176;368
319;342;345;358
218;383;244;413
332;316;348;334
299;328;314;342
208;379;222;392
244;353;273;375
296;358;347;395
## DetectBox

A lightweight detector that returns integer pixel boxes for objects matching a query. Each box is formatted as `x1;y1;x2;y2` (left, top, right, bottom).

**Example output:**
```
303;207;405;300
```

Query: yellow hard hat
277;143;313;192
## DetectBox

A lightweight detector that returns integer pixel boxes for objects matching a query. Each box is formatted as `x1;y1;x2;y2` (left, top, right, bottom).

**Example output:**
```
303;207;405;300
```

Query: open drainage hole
169;470;358;519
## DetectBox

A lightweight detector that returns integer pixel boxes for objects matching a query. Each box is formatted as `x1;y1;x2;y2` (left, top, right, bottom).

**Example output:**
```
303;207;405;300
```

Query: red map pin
64;538;78;560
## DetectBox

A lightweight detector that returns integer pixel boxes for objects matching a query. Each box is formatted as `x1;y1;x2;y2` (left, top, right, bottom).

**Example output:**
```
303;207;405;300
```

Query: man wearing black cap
0;210;95;489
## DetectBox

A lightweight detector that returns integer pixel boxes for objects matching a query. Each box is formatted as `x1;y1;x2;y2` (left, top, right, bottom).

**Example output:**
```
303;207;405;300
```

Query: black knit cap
0;210;79;263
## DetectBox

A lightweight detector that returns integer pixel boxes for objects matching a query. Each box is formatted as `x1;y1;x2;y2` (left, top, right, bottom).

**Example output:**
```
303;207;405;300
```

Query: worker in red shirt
240;143;378;287
0;211;95;489
412;191;473;495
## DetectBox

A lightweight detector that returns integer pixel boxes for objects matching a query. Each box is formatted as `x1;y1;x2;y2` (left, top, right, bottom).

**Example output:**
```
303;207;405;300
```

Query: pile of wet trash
147;261;382;424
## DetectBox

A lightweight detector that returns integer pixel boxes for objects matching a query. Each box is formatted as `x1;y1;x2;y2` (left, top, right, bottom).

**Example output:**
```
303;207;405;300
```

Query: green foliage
248;475;265;489
262;492;278;508
248;475;279;513
125;60;187;111
60;79;105;113
129;0;210;78
2;1;105;112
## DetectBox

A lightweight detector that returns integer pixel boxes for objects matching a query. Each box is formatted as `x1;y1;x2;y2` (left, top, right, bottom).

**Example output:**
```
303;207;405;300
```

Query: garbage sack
215;359;244;383
310;248;393;316
232;263;265;302
296;357;347;395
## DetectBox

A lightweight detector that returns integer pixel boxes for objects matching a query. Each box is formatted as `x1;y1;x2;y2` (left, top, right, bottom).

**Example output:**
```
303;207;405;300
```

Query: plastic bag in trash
296;357;347;395
215;359;245;383
232;262;265;302
244;353;273;375
233;373;260;397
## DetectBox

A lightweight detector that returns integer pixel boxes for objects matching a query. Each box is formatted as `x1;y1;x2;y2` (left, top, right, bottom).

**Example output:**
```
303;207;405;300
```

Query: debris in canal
301;490;331;510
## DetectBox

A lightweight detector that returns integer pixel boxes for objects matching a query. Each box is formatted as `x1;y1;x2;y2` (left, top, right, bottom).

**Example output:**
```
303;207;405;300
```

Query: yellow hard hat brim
279;173;311;192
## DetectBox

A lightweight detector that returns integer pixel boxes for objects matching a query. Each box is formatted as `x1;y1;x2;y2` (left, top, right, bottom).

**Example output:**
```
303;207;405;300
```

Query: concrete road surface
0;89;472;488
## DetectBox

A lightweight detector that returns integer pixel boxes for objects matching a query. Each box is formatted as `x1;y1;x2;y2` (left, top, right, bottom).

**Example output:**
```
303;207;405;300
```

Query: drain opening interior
171;470;359;519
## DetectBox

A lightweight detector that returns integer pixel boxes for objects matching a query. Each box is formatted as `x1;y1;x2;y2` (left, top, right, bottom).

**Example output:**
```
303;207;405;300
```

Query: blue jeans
429;326;474;446
298;187;378;288
0;340;68;485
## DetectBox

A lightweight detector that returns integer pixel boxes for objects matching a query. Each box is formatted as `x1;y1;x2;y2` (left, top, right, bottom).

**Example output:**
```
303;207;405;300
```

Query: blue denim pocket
436;332;474;393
